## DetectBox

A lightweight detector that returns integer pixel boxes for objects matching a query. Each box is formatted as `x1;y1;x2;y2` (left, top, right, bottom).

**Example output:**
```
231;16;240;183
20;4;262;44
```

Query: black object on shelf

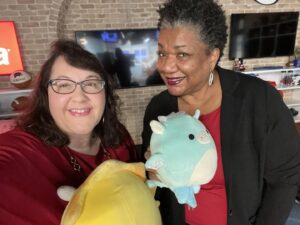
290;108;299;117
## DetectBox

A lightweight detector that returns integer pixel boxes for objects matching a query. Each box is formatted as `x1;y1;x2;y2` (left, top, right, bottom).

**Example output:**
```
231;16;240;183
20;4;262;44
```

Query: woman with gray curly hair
141;0;300;225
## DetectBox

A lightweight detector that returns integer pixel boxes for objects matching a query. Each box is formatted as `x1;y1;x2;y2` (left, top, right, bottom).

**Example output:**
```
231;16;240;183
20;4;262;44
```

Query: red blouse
0;128;136;225
185;107;227;225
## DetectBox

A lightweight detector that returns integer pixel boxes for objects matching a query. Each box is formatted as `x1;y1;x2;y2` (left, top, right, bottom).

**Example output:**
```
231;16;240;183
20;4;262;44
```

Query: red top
0;128;136;225
185;107;227;225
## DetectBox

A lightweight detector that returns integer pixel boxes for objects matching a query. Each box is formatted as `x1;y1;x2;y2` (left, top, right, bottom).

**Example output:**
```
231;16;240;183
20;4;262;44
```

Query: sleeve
141;98;156;162
141;91;178;161
255;85;300;225
0;132;39;225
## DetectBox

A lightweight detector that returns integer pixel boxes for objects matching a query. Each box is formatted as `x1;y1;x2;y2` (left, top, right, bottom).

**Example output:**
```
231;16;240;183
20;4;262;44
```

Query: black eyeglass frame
48;78;105;94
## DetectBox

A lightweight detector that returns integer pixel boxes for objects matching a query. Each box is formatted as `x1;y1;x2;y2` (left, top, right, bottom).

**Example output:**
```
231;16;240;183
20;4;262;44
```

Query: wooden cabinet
0;88;32;119
243;67;300;133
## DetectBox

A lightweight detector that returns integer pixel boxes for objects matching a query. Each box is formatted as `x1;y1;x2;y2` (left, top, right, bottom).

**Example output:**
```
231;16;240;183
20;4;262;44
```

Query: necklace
65;147;83;175
65;142;111;175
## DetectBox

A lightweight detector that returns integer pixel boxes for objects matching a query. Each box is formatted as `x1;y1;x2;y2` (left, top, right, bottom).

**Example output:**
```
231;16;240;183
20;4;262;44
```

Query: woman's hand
144;147;152;161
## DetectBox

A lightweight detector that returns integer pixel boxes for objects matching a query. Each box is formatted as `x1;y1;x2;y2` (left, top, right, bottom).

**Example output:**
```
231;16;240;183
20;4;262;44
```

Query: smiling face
48;56;105;138
156;26;219;97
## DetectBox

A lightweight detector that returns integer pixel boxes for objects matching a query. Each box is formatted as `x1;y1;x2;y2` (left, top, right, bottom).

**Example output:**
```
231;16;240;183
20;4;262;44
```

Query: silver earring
208;72;214;86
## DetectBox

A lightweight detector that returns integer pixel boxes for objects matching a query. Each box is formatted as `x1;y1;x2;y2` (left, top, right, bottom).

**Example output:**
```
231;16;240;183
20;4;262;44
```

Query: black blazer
141;67;300;225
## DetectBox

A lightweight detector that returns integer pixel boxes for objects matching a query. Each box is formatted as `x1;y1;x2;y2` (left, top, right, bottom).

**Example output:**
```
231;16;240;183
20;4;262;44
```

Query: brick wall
0;0;300;144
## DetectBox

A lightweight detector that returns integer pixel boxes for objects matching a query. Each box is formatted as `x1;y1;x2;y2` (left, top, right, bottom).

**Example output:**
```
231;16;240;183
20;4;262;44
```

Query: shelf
243;67;300;75
0;88;32;95
277;85;300;91
0;111;19;119
241;67;300;125
284;97;300;107
294;117;300;123
244;68;300;89
0;88;32;119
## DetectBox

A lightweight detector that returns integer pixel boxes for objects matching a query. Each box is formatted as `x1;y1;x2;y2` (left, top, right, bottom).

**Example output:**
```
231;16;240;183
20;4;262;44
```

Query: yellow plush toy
60;160;161;225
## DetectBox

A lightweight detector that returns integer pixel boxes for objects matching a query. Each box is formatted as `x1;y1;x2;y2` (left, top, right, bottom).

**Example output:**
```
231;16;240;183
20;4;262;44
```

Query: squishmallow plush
60;160;161;225
145;110;217;208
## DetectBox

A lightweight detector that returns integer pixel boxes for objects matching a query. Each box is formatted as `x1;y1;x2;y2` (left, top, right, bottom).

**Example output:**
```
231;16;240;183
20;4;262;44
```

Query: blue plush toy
145;110;217;208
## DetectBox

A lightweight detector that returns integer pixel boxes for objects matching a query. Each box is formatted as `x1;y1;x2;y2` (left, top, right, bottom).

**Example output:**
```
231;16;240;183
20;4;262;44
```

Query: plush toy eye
188;134;195;140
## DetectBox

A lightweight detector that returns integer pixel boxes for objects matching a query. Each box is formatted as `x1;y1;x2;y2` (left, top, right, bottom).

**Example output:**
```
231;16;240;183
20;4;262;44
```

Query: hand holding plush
145;110;217;208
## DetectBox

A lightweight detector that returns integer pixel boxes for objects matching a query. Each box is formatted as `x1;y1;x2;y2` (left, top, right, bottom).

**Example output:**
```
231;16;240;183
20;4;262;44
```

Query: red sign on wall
0;21;24;76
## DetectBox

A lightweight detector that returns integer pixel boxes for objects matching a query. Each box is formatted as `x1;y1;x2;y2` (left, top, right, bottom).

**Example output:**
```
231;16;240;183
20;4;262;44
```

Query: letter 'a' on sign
0;21;24;76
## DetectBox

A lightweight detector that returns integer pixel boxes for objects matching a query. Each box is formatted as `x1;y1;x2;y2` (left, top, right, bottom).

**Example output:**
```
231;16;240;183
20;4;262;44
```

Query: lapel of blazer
218;67;245;210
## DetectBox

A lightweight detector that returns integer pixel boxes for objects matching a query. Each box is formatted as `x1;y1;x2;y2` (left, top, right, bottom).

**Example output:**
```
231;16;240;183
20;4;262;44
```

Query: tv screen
75;28;163;88
229;12;299;60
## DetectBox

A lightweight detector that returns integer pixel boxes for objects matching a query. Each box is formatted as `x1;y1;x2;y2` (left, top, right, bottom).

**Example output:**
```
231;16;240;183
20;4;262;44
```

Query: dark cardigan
141;67;300;225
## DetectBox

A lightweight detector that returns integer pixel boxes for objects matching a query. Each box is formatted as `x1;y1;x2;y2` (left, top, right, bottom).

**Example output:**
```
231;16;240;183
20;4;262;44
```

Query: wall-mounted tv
0;21;24;76
75;28;163;88
229;11;299;60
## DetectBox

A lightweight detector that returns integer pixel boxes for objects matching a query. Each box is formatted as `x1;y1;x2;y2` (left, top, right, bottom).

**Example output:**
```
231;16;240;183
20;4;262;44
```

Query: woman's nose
157;55;177;74
72;85;89;100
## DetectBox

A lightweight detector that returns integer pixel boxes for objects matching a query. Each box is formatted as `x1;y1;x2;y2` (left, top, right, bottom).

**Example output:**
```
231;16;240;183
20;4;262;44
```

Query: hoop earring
208;72;214;86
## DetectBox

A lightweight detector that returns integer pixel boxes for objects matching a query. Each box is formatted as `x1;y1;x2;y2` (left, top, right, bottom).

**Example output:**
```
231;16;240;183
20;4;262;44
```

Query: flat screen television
75;28;163;88
229;11;299;60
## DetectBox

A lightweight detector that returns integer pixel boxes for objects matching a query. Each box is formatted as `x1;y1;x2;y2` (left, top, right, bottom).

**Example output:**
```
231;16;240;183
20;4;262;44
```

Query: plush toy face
145;110;217;208
61;160;161;225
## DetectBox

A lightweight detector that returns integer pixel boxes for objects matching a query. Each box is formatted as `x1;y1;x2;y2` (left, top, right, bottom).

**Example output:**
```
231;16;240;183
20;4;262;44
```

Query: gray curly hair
157;0;228;58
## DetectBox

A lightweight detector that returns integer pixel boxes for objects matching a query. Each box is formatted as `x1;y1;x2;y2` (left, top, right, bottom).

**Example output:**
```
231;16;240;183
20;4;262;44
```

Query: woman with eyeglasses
0;39;137;225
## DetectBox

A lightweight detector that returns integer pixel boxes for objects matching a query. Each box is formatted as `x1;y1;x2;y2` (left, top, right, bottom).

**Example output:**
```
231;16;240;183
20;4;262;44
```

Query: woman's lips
68;108;91;116
166;77;185;85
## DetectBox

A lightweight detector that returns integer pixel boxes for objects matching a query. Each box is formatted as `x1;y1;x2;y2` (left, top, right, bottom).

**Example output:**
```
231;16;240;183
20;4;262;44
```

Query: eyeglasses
48;79;105;94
